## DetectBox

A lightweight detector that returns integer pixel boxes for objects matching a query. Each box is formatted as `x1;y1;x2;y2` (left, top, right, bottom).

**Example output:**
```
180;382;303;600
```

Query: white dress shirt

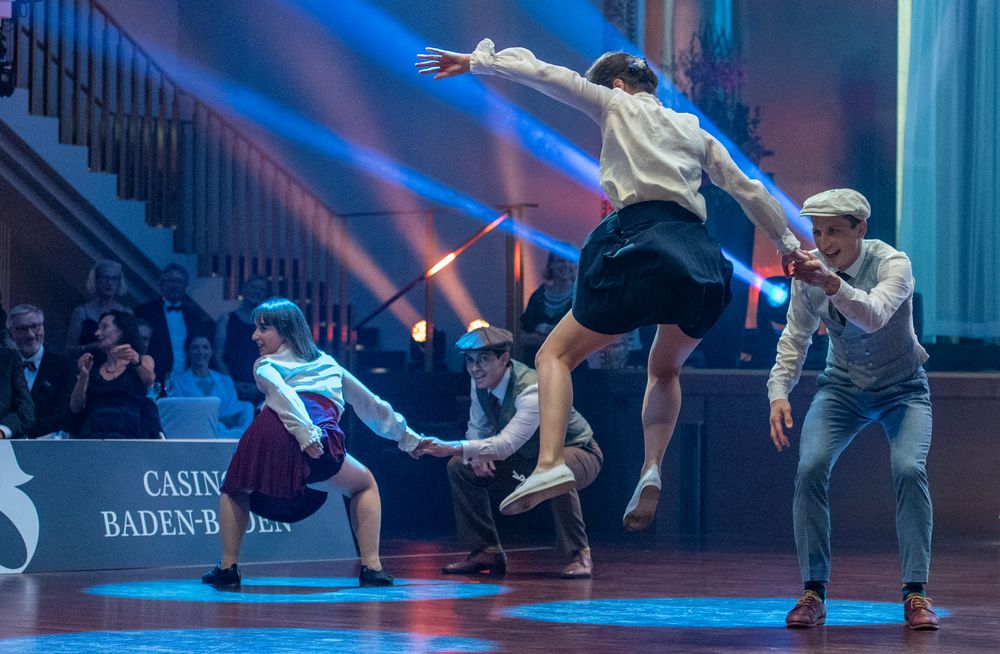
767;240;918;402
470;39;800;255
460;368;540;464
254;345;421;452
163;299;188;378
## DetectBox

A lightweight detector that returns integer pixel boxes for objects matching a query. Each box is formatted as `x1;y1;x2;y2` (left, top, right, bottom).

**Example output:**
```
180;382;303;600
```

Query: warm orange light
424;212;508;279
467;319;490;332
426;253;456;277
411;319;428;343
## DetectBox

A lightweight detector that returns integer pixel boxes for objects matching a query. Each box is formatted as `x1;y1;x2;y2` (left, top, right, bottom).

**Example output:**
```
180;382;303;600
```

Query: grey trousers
446;441;603;556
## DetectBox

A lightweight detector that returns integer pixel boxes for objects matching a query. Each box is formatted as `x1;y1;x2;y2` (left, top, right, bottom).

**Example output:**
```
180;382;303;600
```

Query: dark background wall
355;369;1000;546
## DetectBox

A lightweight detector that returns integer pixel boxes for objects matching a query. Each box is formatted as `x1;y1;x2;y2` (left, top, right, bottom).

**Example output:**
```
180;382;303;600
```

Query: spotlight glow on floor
0;628;497;653
86;577;509;603
501;597;951;628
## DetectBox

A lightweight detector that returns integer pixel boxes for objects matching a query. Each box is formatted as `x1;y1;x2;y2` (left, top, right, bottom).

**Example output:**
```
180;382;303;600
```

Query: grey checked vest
475;360;594;462
803;240;928;390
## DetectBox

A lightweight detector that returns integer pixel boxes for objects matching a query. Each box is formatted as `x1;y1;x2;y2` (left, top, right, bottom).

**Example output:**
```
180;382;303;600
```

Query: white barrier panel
0;440;356;573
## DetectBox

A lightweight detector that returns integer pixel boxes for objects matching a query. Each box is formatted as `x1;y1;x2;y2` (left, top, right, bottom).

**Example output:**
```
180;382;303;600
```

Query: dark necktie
22;360;37;372
831;272;852;326
166;304;182;312
485;393;501;421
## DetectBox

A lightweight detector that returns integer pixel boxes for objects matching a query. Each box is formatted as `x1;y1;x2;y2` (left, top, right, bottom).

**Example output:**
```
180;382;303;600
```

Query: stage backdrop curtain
897;0;1000;339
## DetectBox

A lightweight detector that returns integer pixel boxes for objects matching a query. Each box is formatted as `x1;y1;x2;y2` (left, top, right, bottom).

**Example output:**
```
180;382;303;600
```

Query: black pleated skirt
573;200;733;338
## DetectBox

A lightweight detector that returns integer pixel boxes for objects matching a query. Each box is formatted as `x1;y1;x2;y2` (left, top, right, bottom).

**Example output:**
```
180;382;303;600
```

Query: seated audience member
67;260;131;357
137;318;154;357
134;263;213;383
170;333;254;433
70;310;157;439
520;249;578;362
7;304;74;438
215;275;269;403
1;343;35;440
132;317;166;437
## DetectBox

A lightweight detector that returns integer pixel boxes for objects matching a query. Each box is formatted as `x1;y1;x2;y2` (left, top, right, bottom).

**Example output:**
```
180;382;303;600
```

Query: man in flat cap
768;188;938;630
415;326;602;578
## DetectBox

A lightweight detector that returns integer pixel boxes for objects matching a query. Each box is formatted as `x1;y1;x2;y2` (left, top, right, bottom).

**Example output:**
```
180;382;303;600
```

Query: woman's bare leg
534;312;620;471
219;491;250;568
499;313;619;515
321;454;383;570
623;324;701;531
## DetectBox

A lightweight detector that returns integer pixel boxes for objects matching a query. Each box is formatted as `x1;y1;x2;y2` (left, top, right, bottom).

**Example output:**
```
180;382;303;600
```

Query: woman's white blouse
469;38;800;255
254;346;421;452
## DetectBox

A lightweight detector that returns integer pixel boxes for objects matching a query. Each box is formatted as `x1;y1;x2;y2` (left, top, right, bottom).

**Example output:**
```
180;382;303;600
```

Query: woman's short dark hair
252;297;321;362
586;51;658;94
100;310;142;353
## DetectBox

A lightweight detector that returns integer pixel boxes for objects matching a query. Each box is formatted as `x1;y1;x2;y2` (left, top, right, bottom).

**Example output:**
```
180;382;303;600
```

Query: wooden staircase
10;0;349;349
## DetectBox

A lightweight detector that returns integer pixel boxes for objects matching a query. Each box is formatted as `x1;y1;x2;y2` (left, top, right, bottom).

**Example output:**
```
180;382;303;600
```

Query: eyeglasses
464;353;499;369
12;322;44;334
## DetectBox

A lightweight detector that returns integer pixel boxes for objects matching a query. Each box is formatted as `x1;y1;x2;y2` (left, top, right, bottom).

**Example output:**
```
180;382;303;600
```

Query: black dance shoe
359;565;394;587
202;563;241;588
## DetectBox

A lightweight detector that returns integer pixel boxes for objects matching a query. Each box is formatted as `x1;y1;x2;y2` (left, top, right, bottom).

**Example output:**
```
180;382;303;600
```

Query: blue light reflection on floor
0;628;497;654
502;597;951;628
86;577;509;604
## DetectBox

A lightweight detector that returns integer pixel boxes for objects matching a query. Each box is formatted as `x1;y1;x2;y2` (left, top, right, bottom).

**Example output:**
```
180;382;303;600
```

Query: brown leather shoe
442;549;507;576
904;593;940;630
561;551;593;579
785;591;826;628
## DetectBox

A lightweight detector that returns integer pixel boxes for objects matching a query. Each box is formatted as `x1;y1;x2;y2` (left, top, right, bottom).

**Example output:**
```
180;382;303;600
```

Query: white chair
156;397;221;439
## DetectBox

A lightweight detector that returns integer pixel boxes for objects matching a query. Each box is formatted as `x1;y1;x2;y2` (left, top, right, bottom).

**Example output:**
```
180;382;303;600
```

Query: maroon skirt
221;392;345;522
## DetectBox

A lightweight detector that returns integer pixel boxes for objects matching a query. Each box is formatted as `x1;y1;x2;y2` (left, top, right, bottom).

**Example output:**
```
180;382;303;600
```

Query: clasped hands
412;436;462;458
783;249;840;293
410;436;496;477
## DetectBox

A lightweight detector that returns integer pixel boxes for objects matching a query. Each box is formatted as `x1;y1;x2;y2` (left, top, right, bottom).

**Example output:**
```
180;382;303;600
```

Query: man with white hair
7;304;75;438
768;188;938;630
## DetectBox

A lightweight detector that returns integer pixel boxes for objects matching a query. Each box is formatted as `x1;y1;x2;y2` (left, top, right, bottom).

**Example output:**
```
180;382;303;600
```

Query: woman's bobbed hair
251;297;321;362
585;51;658;94
85;260;127;298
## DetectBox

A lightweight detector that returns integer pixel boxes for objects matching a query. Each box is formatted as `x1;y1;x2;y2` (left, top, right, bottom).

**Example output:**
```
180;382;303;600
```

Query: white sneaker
623;465;661;531
499;464;576;515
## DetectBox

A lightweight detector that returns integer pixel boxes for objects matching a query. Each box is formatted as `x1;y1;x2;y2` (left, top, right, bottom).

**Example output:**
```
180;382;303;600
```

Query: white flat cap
800;188;871;221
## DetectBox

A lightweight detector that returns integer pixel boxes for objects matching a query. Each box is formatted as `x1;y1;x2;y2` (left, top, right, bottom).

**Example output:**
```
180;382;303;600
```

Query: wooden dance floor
1;536;996;653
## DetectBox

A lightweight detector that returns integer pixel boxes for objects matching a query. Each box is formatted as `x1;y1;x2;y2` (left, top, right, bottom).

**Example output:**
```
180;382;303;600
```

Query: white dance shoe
499;464;576;515
622;465;661;531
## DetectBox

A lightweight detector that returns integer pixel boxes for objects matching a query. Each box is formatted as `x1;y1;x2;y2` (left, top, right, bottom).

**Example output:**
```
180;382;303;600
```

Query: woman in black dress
70;310;156;439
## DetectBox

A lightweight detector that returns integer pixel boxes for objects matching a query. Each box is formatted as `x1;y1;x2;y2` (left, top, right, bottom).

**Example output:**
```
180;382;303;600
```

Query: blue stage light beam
515;0;813;239
288;0;600;193
0;628;499;654
502;597;951;628
144;51;580;263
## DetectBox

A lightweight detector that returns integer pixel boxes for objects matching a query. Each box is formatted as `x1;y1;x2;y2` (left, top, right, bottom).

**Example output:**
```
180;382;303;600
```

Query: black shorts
572;200;733;339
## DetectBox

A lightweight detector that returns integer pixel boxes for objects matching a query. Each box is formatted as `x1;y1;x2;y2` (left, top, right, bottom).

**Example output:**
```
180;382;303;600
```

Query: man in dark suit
0;346;34;441
7;304;74;438
134;264;213;383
